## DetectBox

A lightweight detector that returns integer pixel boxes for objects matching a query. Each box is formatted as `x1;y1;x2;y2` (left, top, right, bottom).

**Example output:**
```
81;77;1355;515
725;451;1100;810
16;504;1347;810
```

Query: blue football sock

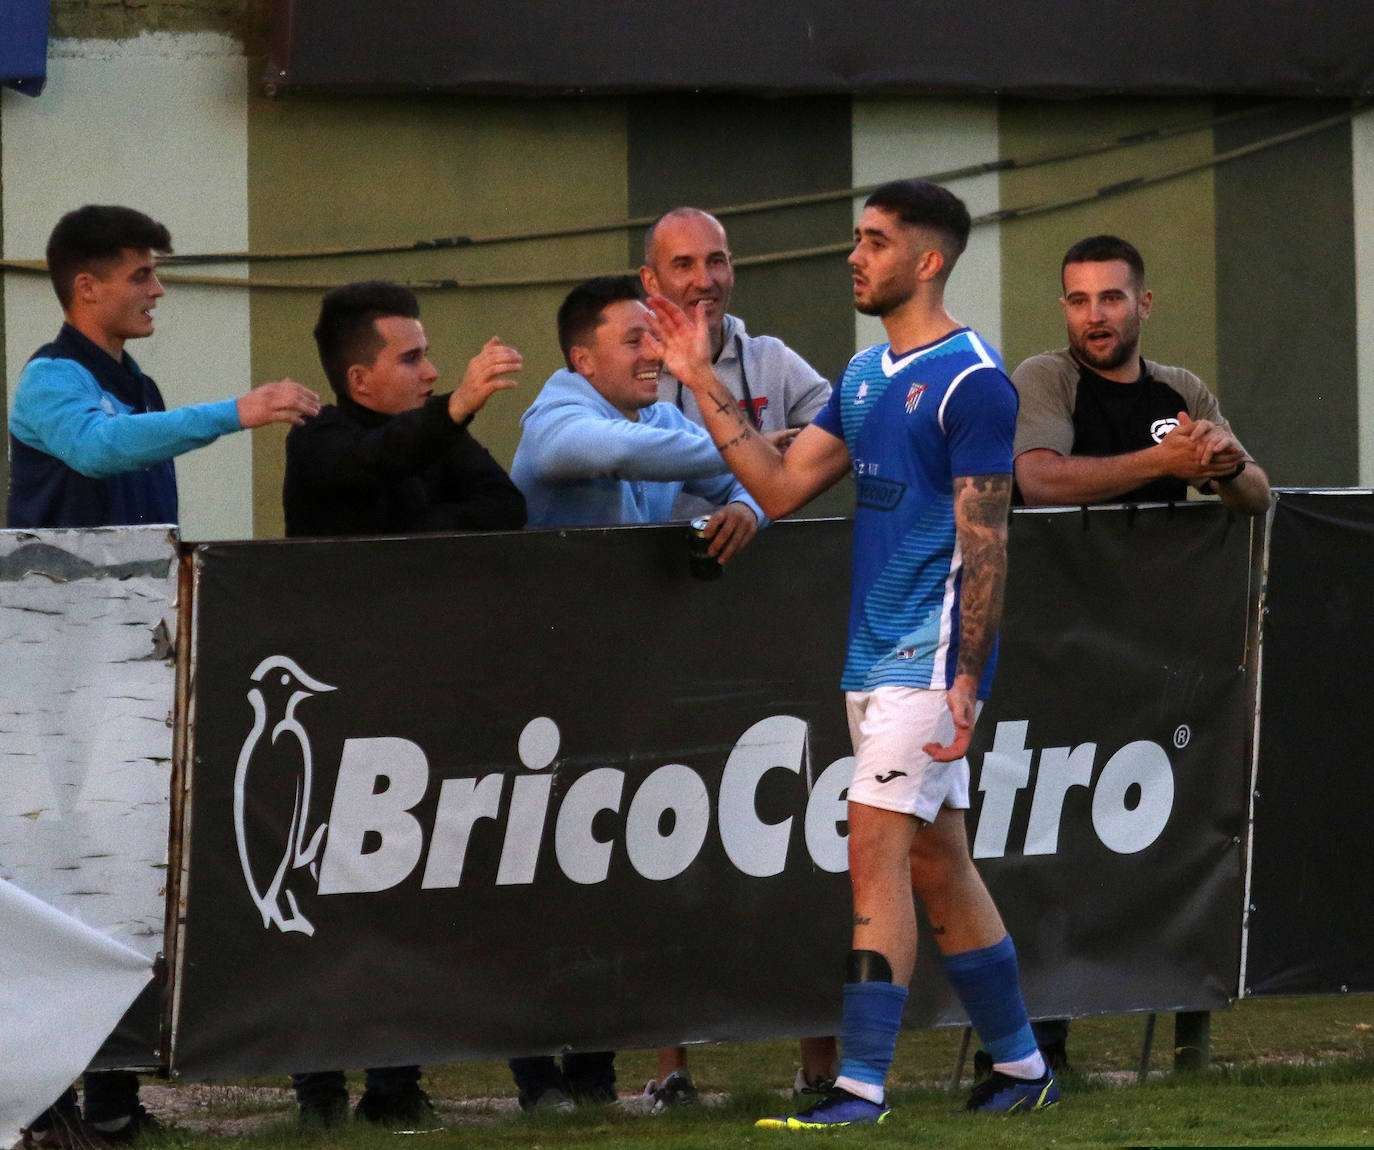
836;980;909;1093
940;935;1038;1066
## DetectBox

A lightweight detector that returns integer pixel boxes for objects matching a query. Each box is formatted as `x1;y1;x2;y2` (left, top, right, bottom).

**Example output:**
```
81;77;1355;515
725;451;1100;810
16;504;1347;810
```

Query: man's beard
855;282;909;318
1071;326;1139;373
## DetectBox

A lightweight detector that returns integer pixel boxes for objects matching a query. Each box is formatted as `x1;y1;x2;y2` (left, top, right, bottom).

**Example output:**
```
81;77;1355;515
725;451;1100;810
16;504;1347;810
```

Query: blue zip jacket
8;324;241;527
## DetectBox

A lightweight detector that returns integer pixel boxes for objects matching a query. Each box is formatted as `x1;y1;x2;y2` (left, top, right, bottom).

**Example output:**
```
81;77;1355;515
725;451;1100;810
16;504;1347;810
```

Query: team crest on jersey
904;383;927;414
855;381;869;405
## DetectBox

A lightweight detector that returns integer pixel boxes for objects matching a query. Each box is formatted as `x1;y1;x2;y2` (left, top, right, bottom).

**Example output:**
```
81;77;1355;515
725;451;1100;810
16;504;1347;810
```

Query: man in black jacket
284;280;526;539
283;281;525;1125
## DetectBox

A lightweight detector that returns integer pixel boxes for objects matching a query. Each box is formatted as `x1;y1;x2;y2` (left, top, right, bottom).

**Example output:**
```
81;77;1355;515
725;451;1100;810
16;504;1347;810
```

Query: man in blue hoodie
505;275;763;1111
511;275;763;563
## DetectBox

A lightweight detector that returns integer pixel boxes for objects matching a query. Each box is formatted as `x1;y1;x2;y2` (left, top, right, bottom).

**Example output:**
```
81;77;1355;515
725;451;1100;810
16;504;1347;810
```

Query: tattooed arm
924;472;1012;763
645;293;849;517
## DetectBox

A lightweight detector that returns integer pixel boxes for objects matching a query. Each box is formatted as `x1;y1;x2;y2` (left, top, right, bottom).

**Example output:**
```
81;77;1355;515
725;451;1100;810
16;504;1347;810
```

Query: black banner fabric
1246;492;1374;996
173;507;1250;1078
268;0;1374;97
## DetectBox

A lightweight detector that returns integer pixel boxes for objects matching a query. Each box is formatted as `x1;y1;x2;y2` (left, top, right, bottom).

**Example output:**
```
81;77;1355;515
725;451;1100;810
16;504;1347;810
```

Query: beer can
688;516;723;581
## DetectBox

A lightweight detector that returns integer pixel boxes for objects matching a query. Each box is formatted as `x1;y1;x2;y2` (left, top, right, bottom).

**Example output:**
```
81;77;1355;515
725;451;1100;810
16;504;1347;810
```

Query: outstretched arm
924;472;1012;762
236;379;321;428
645;294;849;517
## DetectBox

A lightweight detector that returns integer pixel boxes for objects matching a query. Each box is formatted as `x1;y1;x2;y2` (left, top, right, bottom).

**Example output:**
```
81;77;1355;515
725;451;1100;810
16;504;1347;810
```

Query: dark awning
265;0;1374;98
1;0;48;97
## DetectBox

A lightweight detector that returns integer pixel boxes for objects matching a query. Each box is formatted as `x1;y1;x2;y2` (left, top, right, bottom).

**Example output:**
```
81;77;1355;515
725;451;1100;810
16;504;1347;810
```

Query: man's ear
71;270;101;306
346;361;370;400
639;264;659;296
568;344;594;379
916;247;946;283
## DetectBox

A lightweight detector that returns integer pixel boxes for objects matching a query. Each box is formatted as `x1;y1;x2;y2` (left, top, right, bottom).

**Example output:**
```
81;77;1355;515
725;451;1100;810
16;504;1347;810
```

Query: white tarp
0;877;152;1145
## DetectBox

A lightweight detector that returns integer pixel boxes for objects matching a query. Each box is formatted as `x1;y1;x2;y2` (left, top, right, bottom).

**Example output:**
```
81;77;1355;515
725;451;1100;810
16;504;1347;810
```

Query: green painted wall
627;95;854;386
1214;102;1358;486
627;94;855;518
246;87;628;536
998;98;1218;394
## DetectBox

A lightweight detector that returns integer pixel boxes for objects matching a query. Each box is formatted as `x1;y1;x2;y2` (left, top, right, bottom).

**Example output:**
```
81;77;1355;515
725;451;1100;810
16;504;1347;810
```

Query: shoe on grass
964;1069;1059;1113
792;1067;837;1099
354;1087;439;1128
756;1086;891;1129
643;1070;700;1112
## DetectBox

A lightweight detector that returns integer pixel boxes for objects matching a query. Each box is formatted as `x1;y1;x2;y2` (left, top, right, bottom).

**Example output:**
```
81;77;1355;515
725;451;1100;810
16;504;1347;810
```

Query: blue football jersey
813;328;1017;695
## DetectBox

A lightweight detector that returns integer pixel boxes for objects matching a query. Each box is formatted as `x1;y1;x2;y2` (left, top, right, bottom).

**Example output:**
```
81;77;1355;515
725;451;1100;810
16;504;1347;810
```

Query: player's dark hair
863;179;971;273
1061;235;1146;292
557;275;646;369
314;281;422;397
45;205;173;310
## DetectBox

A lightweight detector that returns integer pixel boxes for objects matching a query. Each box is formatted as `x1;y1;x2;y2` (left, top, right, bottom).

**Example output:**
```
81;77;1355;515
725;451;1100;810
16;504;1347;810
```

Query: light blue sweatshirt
510;368;765;528
11;354;241;480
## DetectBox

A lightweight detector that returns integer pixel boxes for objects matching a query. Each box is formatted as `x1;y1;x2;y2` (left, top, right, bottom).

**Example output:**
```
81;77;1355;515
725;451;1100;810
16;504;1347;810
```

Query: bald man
641;208;831;520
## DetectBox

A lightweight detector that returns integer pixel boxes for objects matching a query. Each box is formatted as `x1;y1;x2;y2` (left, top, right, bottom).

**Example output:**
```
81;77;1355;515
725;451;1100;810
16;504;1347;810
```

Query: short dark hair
46;205;173;309
1061;235;1146;292
863;179;971;274
313;281;422;397
556;275;645;369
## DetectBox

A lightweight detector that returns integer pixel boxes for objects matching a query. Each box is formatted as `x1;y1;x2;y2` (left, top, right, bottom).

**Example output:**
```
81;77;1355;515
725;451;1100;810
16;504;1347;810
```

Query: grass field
123;994;1374;1148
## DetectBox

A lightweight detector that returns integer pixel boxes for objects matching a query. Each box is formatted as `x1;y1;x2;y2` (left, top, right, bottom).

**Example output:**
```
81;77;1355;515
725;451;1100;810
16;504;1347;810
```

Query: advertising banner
173;506;1252;1078
1245;491;1374;996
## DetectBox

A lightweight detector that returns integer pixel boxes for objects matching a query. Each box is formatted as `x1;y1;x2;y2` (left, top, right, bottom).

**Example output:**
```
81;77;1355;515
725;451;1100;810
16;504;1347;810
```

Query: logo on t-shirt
904;382;927;414
855;381;869;405
1150;418;1180;443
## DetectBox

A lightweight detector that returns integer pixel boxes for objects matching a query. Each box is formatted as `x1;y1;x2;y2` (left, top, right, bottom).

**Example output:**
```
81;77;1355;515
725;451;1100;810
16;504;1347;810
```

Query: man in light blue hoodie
506;274;764;1112
511;275;764;564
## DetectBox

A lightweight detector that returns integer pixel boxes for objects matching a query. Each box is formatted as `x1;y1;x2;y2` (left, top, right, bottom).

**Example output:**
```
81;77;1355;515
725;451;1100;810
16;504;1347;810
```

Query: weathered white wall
0;526;178;958
851;98;1003;356
2;34;252;540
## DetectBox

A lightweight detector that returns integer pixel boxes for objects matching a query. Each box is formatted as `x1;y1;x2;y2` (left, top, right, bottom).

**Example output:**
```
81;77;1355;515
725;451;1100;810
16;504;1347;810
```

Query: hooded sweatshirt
510;368;765;528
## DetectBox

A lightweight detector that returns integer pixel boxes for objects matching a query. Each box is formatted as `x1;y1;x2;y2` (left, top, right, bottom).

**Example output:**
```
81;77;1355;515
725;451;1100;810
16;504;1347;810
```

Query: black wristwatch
1216;460;1247;483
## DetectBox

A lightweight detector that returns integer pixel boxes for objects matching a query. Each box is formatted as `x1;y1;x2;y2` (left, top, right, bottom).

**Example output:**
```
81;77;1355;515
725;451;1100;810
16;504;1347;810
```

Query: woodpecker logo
904;383;927;414
233;656;335;936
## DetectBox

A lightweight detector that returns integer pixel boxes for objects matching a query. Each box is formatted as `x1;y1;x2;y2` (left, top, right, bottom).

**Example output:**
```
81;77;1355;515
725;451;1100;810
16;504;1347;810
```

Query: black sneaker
20;1118;112;1150
91;1106;163;1145
792;1067;837;1099
354;1087;439;1128
643;1070;700;1112
297;1096;349;1129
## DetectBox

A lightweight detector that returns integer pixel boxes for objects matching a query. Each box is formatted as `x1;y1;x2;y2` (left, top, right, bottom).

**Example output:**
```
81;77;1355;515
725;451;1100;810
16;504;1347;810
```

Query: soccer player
646;178;1059;1127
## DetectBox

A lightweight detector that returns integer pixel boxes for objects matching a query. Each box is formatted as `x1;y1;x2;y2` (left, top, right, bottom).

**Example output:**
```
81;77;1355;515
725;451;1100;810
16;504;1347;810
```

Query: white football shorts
844;686;981;823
